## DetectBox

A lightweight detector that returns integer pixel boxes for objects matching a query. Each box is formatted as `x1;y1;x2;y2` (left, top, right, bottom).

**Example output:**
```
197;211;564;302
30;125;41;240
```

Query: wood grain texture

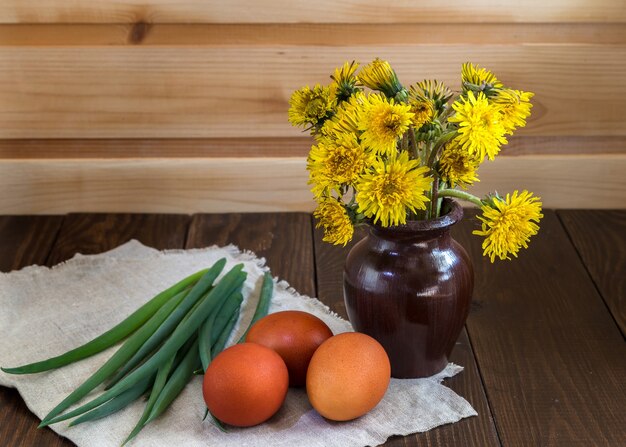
453;211;626;446
46;213;190;265
312;223;500;447
16;213;190;446
2;210;625;445
0;216;67;447
0;158;312;214
0;138;311;159
0;155;624;215
186;213;315;297
0;216;62;271
464;154;626;209
1;0;623;24
1;136;624;160
3;23;626;46
558;210;626;337
1;46;625;139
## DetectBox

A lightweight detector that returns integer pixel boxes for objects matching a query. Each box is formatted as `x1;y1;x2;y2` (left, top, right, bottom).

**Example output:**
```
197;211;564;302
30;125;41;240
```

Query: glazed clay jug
343;199;473;378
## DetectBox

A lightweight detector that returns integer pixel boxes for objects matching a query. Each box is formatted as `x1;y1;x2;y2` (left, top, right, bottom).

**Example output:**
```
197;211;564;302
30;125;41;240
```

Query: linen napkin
0;240;476;447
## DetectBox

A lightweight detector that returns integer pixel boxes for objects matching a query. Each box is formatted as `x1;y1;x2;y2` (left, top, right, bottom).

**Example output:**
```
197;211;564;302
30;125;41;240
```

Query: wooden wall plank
453;211;626;445
2;23;626;47
465;154;626;209
0;138;311;158
312;225;501;446
1;136;623;159
558;210;626;336
0;158;313;215
0;0;623;24
1;45;625;139
0;155;624;215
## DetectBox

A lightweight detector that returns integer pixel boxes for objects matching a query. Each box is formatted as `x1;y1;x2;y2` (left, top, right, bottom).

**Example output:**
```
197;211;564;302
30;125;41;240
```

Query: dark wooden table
1;210;624;447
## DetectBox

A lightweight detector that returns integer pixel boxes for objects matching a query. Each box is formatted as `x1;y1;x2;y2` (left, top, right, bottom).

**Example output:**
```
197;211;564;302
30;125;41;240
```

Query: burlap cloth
0;240;476;447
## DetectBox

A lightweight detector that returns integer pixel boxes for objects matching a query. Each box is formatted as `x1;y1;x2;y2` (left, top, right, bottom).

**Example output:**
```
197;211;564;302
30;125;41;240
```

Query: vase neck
370;224;452;243
368;199;463;243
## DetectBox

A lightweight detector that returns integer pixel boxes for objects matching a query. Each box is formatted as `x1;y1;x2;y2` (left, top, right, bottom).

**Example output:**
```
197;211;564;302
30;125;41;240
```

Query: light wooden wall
0;1;624;213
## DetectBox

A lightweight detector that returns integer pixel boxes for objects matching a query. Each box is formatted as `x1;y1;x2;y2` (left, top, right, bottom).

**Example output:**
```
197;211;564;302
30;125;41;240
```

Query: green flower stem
436;180;446;216
429;130;456;169
438;188;483;208
441;104;456;121
427;142;442;170
430;176;440;217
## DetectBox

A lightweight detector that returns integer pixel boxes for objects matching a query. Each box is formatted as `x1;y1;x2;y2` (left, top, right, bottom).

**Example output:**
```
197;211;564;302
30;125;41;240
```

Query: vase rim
369;198;464;235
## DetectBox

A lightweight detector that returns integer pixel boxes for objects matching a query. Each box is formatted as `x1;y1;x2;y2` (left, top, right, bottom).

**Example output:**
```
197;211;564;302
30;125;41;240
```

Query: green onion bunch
2;259;274;445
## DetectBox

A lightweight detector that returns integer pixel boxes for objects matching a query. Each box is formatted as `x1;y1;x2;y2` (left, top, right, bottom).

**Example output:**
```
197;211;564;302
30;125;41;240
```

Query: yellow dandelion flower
319;92;364;140
357;58;404;98
314;199;354;246
288;84;336;128
461;62;503;89
408;96;436;129
308;133;374;197
450;91;507;161
358;93;414;156
331;61;360;100
308;145;338;198
438;141;480;189
411;80;453;104
356;151;431;227
492;88;534;134
473;190;543;262
332;61;359;85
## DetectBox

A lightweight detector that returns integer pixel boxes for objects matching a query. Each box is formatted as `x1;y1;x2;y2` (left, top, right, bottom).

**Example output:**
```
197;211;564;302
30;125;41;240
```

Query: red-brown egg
202;343;289;427
246;310;333;387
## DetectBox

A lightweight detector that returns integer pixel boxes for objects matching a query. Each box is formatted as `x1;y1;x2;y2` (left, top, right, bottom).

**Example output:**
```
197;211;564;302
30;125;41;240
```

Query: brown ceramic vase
343;199;473;378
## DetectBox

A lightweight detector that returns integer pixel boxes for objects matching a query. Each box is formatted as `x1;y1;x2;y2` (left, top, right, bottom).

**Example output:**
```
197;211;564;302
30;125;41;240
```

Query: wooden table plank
46;213;191;265
1;213;191;447
3;210;624;447
312;223;501;447
0;215;63;271
0;216;66;447
454;210;626;446
186;213;316;297
558;210;626;337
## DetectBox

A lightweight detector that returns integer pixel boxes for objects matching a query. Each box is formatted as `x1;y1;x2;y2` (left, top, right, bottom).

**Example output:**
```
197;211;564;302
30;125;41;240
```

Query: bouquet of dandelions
288;59;543;262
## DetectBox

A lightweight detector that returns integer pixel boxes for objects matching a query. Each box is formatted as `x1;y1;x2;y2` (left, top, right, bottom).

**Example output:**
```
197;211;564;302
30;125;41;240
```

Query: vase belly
343;202;474;378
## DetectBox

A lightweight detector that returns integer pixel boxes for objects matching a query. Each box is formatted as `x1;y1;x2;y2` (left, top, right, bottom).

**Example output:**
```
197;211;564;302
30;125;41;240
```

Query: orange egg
246;310;333;387
202;343;289;427
306;332;391;421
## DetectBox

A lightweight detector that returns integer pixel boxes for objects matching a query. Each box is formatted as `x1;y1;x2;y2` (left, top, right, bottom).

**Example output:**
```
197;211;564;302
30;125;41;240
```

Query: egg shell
306;332;391;421
202;343;289;427
246;310;333;387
